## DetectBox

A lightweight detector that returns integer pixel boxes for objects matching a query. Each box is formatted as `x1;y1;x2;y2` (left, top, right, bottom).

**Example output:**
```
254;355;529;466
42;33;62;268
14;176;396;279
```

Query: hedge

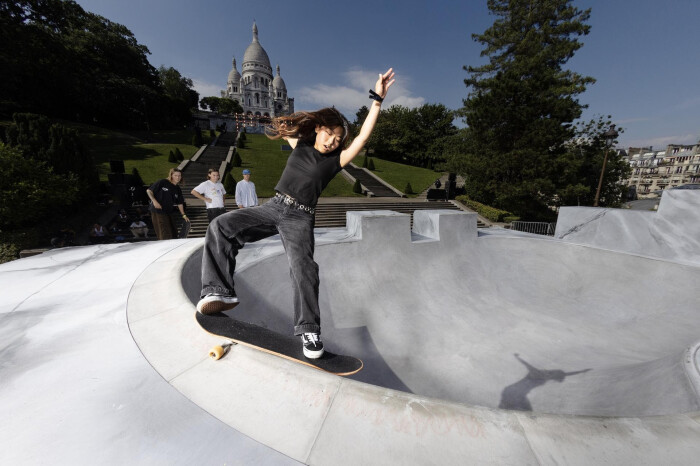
455;195;513;222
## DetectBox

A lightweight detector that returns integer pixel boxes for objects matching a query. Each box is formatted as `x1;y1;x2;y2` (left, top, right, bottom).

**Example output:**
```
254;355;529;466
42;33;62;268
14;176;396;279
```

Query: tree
556;116;629;207
459;0;595;220
0;143;79;230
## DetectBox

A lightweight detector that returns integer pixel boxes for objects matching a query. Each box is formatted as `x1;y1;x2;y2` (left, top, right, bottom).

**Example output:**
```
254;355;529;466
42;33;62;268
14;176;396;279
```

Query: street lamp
593;124;619;207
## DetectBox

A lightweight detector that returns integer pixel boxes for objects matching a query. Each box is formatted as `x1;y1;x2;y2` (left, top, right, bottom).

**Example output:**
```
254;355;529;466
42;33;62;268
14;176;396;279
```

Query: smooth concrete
3;198;700;464
555;190;700;265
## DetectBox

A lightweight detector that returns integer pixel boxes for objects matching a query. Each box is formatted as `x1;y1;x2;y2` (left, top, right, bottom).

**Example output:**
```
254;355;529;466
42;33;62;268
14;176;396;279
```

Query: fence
510;221;557;236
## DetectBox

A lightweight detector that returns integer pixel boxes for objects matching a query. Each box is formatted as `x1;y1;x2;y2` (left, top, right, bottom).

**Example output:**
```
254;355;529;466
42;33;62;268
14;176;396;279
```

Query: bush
404;182;413;194
231;151;242;167
503;216;521;223
362;156;368;168
209;129;216;140
239;132;246;141
168;150;177;163
367;158;375;171
237;138;245;149
174;147;184;161
352;179;362;194
223;171;237;193
455;195;513;222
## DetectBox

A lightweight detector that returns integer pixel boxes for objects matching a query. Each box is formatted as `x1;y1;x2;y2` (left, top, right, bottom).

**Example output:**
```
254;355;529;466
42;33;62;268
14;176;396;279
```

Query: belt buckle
284;196;293;206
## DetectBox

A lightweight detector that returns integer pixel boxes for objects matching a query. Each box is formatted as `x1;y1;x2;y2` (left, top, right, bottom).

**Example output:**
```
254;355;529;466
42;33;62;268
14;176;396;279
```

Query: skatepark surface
2;190;700;464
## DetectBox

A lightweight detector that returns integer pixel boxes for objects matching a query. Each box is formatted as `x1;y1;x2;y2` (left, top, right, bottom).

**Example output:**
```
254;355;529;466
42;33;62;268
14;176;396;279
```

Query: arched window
255;93;260;104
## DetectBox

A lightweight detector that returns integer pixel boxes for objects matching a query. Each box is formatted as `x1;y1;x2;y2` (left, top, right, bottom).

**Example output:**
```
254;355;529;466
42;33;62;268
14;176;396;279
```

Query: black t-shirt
148;178;183;214
274;140;343;207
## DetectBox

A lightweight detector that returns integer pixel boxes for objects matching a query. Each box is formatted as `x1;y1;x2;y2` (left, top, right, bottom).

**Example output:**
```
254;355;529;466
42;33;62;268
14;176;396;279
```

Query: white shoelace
303;333;320;345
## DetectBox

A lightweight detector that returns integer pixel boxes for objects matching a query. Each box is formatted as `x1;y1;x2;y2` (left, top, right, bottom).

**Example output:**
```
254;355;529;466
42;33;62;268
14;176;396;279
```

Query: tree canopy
456;0;599;219
0;0;196;128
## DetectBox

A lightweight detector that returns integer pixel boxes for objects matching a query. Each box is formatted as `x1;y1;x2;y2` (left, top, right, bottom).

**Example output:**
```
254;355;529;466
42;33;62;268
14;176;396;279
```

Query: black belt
274;192;315;214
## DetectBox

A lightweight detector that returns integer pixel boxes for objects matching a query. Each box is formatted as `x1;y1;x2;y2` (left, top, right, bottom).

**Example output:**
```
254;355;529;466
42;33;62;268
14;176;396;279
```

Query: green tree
556;116;629;207
459;0;595;219
0;143;80;230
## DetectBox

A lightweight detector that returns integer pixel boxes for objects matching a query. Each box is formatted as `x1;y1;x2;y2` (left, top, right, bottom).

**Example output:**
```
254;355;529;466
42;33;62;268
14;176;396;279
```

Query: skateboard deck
195;312;363;376
178;219;191;238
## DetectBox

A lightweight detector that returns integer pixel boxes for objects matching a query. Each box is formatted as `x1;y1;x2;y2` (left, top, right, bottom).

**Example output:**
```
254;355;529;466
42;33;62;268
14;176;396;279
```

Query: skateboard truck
209;340;237;360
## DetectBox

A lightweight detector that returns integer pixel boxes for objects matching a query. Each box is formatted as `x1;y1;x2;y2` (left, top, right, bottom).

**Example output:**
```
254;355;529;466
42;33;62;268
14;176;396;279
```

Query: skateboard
178;219;191;238
195;312;363;376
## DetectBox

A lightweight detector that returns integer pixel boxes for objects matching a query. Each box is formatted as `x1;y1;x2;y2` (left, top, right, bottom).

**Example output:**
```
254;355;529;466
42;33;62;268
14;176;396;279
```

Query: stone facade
621;144;700;198
221;22;294;120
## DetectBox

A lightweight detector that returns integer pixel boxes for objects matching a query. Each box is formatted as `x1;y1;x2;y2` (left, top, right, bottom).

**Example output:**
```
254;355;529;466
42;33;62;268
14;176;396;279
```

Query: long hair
266;107;350;147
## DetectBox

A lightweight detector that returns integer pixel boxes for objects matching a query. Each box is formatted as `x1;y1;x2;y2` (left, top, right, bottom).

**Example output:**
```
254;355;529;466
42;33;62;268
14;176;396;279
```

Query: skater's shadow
499;353;591;411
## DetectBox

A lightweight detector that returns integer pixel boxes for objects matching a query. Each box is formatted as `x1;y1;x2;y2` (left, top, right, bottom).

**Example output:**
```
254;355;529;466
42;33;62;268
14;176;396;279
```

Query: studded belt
274;192;315;214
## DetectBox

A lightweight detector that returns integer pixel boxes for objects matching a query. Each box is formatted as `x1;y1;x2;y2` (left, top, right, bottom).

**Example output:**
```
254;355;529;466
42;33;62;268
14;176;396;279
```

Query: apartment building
622;143;700;198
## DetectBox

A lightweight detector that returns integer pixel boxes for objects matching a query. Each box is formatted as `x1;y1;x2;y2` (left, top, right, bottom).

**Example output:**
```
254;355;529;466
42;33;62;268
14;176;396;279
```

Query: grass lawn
354;155;442;197
68;122;217;185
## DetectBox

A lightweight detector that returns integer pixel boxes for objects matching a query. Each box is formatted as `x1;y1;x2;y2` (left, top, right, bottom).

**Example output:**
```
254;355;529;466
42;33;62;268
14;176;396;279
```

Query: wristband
369;89;384;102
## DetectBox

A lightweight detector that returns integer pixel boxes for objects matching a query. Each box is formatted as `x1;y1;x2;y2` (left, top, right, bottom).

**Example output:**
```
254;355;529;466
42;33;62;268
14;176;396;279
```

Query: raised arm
339;68;395;167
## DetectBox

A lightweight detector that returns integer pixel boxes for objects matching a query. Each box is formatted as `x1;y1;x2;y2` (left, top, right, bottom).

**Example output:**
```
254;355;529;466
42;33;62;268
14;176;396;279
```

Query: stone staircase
343;165;402;197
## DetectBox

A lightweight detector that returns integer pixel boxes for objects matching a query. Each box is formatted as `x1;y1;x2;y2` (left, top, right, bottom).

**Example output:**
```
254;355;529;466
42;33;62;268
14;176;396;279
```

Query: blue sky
74;0;700;150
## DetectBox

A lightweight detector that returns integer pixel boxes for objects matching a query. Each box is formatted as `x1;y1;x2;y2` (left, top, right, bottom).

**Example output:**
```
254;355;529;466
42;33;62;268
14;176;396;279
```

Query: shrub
237;138;245;149
209;129;216;140
352;179;362;194
503;216;521;223
239;132;246;141
367;158;375;170
404;182;413;194
168;150;177;163
232;151;242;167
223;171;237;193
455;195;513;222
362;156;368;168
193;127;203;146
174;147;184;161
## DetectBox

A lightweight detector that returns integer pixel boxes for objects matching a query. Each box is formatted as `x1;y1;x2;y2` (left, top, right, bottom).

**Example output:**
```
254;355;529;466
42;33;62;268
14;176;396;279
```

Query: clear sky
73;0;700;150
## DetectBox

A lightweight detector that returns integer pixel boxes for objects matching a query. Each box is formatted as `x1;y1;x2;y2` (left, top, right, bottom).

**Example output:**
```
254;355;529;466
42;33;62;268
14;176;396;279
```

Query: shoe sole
197;300;239;315
303;347;325;359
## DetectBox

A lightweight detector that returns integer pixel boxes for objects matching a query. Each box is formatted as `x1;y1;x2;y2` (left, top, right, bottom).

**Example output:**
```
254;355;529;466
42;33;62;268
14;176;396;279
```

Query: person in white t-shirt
191;169;227;222
235;168;258;208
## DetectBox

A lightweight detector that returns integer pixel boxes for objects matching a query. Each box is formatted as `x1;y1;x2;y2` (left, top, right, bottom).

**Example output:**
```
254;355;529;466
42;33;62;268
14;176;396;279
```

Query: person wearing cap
235;168;258;208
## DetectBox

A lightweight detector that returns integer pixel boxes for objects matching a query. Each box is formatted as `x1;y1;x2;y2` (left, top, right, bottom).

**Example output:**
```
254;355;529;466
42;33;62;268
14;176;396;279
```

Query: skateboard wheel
209;345;226;360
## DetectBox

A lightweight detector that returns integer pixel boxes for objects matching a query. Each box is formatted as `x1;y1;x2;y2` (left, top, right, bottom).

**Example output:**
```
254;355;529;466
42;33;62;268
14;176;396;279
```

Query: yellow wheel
209;345;226;360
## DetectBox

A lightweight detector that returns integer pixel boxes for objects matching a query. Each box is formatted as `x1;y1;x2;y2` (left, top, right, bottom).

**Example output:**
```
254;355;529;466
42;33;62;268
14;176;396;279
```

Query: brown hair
266;107;350;147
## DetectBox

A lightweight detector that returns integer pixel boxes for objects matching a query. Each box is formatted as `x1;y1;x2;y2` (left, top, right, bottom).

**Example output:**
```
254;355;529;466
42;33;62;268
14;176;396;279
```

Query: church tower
222;22;294;118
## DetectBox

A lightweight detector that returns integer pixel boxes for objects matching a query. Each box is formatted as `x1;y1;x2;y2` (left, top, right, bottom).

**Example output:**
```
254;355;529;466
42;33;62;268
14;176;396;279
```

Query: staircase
343;165;401;197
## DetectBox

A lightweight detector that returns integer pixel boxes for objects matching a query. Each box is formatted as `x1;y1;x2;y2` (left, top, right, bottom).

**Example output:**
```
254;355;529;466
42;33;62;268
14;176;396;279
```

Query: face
314;126;344;154
171;171;182;184
209;171;220;182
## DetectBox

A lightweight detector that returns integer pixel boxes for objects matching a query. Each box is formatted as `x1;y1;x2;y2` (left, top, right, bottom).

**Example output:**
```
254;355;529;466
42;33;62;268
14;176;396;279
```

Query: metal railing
510;221;557;236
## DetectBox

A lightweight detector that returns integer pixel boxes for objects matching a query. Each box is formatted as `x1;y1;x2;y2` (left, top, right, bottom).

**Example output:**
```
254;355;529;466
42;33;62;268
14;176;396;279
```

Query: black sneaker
301;333;324;359
196;293;239;315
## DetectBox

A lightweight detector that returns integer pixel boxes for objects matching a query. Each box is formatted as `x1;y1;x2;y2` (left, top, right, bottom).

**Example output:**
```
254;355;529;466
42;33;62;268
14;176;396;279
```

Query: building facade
221;22;294;120
622;144;700;198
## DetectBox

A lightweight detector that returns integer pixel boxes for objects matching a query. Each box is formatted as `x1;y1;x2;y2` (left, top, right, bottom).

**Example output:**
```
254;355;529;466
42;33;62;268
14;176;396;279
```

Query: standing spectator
191;168;227;222
130;217;149;238
146;168;189;240
235;168;258;208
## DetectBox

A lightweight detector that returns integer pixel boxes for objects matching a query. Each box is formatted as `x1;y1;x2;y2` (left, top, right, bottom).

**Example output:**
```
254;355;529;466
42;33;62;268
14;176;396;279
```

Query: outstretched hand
375;68;395;100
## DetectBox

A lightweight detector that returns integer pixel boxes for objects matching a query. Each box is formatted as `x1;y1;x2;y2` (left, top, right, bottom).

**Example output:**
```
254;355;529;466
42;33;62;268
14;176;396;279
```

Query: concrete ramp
179;209;700;417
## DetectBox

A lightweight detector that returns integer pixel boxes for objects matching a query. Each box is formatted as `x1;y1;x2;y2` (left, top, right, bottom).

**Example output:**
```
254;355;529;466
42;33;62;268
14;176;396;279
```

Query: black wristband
369;89;384;102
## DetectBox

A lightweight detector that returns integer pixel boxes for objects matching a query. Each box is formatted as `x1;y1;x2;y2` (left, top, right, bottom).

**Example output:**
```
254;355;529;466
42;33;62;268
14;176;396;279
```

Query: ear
315;125;321;133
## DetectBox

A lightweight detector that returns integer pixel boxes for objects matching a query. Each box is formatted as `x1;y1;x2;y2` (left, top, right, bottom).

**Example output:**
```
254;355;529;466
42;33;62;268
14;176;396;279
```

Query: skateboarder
197;68;395;359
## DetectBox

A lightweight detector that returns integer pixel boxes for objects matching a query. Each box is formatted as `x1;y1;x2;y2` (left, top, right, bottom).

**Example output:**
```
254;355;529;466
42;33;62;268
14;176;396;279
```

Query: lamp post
593;124;619;207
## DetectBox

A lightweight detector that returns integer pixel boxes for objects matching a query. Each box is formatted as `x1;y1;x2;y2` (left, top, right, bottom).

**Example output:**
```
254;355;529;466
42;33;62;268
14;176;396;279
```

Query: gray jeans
200;196;320;335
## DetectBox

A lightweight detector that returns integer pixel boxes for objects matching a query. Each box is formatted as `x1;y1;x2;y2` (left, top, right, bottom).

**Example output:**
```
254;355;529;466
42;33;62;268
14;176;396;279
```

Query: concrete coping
127;210;700;464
